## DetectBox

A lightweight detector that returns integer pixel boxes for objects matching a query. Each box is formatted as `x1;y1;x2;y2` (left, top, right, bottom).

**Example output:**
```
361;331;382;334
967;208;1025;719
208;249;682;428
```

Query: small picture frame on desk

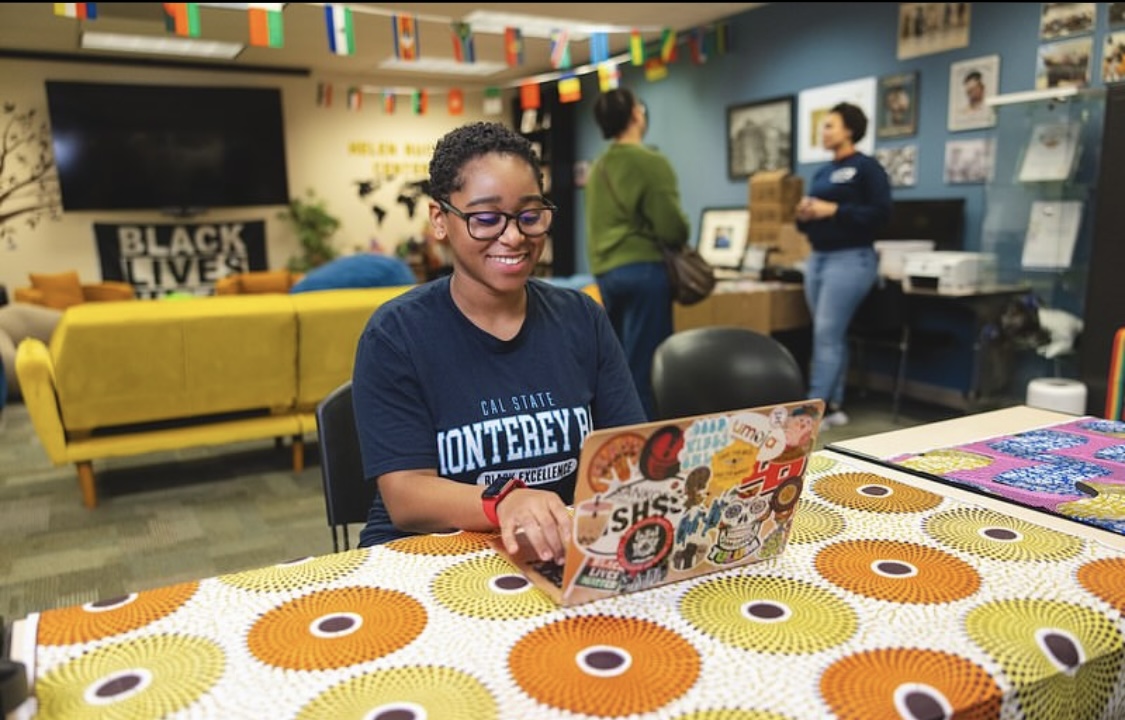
697;207;751;271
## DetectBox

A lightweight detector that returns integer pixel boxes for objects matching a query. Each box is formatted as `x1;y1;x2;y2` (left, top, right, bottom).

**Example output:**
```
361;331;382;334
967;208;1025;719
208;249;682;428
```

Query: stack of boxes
747;170;811;268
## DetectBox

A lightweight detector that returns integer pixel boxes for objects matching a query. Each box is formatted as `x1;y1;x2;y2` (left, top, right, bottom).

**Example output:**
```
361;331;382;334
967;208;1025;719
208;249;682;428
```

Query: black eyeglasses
438;198;557;241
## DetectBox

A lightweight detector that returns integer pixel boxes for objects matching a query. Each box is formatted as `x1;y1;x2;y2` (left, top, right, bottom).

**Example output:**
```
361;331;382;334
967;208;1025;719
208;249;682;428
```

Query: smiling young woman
350;121;647;565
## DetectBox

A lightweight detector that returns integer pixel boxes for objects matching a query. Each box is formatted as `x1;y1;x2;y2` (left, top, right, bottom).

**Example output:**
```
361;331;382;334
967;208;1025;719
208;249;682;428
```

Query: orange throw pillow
240;270;292;294
29;271;85;309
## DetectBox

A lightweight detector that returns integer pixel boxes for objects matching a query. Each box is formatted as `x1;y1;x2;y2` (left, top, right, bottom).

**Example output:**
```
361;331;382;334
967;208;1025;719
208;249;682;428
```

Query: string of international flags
52;3;731;115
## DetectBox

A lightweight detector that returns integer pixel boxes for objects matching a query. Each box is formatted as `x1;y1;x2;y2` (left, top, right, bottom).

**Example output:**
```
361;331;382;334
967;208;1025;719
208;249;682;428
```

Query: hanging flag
413;89;428;115
483;87;503;116
392;14;419;61
589;32;610;64
715;22;730;55
629;30;645;66
687;26;706;65
448;88;464;116
520;82;541;111
558;74;581;104
644;57;668;82
504;27;524;67
248;3;283;49
347;87;362;111
324;5;354;56
549;29;571;69
163;3;200;37
659;28;677;63
383;91;396;114
316;81;333;107
597;63;620;92
54;3;97;19
450;21;474;63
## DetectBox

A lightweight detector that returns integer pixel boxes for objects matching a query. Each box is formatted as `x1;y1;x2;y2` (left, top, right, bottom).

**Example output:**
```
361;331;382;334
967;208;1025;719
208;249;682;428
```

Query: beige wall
0;55;507;292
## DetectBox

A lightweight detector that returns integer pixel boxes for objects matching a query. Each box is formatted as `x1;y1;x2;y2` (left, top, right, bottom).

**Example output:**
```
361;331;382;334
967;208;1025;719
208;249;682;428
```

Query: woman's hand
498;488;573;564
795;196;838;222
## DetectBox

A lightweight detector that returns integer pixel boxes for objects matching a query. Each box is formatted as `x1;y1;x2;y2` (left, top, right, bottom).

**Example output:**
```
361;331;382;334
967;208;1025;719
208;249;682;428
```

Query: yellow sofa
15;286;412;508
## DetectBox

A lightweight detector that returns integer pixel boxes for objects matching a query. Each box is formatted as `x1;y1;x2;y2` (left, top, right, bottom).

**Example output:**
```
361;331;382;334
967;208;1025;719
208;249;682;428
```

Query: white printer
902;251;998;293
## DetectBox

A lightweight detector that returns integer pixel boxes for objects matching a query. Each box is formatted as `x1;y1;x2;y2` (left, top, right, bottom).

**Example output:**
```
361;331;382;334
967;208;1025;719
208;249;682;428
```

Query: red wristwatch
481;477;526;526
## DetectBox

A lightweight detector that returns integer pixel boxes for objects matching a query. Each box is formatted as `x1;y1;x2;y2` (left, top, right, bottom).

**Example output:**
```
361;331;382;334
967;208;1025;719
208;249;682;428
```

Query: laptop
491;398;825;607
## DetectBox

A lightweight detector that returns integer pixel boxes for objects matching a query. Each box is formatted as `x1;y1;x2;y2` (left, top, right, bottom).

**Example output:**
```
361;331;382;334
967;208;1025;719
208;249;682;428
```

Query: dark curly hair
427;121;544;201
830;102;868;145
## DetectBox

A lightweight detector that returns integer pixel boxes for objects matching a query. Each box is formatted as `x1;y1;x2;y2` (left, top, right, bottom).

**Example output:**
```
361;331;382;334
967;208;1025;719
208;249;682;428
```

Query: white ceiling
0;3;763;88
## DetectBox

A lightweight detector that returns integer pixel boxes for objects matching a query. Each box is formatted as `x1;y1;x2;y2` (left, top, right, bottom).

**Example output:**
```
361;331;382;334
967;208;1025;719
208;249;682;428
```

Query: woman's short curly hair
830;102;868;145
427;121;544;201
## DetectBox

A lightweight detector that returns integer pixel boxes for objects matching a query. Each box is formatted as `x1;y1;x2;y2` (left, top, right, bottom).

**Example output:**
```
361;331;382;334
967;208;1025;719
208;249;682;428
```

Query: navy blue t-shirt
796;152;892;252
353;276;646;547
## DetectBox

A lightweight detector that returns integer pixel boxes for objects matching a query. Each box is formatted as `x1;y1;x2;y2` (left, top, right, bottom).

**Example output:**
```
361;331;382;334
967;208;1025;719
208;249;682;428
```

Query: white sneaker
822;410;850;428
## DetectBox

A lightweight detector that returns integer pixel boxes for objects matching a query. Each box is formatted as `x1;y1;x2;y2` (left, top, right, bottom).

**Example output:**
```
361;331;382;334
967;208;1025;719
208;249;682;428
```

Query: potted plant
280;190;341;272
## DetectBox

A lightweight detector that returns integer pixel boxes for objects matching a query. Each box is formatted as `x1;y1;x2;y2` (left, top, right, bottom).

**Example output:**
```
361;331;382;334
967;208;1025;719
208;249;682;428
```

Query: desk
673;279;809;334
903;283;1032;411
9;448;1125;719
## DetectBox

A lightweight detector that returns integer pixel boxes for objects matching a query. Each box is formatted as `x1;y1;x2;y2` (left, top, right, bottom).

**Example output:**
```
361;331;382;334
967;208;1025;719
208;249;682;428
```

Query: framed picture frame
897;2;971;60
948;54;1000;132
797;76;877;164
1036;36;1094;89
875;144;919;187
697;206;751;270
877;72;919;139
944;138;994;184
726;95;794;181
1039;2;1096;40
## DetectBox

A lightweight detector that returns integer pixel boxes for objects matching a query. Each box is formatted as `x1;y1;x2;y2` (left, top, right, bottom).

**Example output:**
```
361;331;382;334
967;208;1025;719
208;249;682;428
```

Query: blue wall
571;1;1114;274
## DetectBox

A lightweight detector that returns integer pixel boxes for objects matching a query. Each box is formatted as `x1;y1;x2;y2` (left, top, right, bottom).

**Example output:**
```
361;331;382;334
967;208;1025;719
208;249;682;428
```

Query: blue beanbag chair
290;254;417;294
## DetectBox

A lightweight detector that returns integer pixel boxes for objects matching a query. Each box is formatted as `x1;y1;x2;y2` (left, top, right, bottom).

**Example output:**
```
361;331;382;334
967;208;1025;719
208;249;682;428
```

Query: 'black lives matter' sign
95;221;268;298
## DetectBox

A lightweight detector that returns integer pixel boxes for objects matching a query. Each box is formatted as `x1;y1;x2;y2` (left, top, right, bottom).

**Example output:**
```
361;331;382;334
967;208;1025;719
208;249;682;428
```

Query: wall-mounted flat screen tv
875;198;966;252
45;81;290;212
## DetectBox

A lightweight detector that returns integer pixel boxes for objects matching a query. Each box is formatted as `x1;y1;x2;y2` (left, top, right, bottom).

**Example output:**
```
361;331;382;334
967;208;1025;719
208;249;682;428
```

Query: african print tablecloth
885;417;1125;537
18;452;1125;719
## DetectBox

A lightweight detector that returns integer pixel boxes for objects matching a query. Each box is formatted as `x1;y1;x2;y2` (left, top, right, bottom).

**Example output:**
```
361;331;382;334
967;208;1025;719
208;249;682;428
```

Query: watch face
482;477;518;499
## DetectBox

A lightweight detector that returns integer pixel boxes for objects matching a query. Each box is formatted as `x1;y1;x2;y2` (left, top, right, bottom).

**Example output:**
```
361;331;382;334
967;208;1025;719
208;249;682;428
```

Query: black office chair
847;278;911;423
650;326;807;420
315;381;377;552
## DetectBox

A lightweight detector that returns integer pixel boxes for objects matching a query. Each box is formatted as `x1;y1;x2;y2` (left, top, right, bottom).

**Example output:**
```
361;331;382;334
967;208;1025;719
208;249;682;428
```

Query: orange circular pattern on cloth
37;633;225;720
680;575;857;654
295;665;498;720
38;581;200;646
815;540;981;604
897;448;994;474
965;599;1124;719
808;455;840;474
247;587;427;670
387;530;494;556
819;647;1001;720
810;472;943;513
218;553;366;592
431;554;557;620
672;711;796;720
508;615;700;716
1077;557;1125;611
923;507;1084;562
788;499;847;545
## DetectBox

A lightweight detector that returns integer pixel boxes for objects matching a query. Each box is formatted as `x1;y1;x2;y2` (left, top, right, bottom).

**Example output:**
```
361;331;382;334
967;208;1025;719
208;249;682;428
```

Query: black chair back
651;326;807;420
315;381;376;552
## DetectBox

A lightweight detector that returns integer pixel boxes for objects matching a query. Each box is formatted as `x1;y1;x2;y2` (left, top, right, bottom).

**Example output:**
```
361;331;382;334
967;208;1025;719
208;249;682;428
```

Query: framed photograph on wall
897;2;972;60
1039;3;1096;40
877;72;919;138
1036;36;1094;89
726;96;794;180
1105;32;1125;83
797;76;877;164
697;206;751;270
944;138;994;184
948;54;999;131
875;144;919;187
1112;3;1125;27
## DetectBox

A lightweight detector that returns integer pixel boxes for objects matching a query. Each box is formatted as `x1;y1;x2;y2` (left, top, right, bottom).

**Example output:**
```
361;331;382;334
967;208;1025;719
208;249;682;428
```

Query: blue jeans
596;261;672;420
803;247;879;408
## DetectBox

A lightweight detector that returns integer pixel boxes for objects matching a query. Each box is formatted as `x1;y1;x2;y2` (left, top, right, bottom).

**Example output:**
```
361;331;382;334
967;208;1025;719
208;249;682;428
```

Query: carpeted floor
0;392;960;622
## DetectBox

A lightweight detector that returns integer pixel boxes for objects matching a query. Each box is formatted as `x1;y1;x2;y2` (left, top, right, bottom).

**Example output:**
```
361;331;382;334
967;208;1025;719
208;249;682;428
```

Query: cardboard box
749;203;793;226
749;170;804;210
771;223;812;267
674;283;810;334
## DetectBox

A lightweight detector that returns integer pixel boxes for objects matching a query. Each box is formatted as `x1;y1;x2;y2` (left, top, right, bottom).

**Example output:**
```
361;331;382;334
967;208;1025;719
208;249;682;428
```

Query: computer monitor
875;199;965;252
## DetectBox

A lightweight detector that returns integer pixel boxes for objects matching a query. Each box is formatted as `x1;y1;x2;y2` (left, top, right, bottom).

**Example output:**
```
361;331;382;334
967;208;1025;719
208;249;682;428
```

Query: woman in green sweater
586;88;691;419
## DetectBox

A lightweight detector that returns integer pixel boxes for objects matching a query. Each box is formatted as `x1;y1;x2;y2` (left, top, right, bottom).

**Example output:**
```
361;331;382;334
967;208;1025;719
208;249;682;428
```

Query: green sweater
585;142;691;275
